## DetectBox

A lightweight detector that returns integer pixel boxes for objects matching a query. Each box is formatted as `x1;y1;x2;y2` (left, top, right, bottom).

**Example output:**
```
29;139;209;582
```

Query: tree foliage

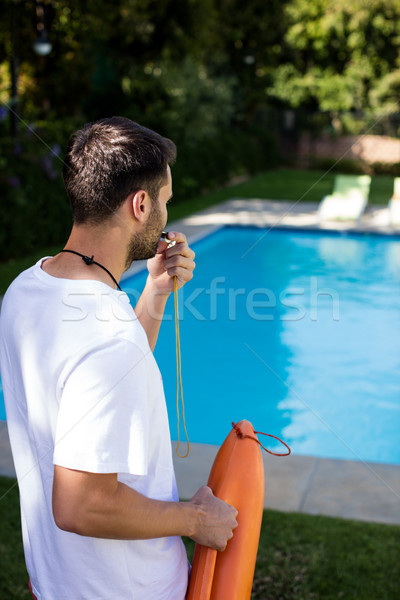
268;0;400;121
1;0;400;136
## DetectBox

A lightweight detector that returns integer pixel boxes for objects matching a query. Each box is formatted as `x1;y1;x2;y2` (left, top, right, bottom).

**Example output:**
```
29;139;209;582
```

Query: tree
267;0;400;130
211;0;291;122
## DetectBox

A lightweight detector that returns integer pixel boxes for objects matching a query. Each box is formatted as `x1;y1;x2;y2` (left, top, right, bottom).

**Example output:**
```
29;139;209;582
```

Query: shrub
307;156;369;175
0;119;73;261
370;162;400;176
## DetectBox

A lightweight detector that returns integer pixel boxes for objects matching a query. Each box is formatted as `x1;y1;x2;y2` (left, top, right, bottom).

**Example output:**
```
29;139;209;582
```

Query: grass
0;478;32;599
184;510;400;600
0;168;396;295
1;477;398;600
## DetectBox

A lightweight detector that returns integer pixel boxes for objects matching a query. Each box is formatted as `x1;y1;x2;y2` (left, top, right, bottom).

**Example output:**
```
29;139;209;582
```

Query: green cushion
332;175;371;199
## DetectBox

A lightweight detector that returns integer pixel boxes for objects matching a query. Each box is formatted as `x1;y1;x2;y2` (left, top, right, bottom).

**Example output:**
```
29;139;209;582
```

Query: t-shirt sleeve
53;337;150;475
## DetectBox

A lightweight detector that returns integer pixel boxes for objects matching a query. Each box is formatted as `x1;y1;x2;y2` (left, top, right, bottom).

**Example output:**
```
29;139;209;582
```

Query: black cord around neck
60;249;122;291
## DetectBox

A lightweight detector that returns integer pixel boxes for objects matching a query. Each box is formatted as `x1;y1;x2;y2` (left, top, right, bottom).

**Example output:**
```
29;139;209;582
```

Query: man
0;117;237;599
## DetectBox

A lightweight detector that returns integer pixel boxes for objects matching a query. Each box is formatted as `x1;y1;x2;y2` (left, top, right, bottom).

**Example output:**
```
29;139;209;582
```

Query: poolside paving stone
172;443;400;525
301;457;400;524
0;421;15;478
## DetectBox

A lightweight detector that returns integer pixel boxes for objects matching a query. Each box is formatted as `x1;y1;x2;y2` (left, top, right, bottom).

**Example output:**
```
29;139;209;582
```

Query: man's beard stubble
124;200;165;269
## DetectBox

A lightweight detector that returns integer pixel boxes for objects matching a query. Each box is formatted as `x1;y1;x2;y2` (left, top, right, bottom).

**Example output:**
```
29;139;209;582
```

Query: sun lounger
388;177;400;226
318;175;371;221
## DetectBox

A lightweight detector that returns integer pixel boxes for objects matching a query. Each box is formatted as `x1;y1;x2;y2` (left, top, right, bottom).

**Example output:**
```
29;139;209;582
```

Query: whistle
160;231;176;247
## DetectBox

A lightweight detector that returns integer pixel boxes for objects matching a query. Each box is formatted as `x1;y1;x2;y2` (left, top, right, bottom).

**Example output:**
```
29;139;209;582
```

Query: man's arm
134;232;195;351
52;466;237;551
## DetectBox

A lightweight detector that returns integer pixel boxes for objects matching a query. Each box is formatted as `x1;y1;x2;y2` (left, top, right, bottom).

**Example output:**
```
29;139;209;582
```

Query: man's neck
41;223;128;290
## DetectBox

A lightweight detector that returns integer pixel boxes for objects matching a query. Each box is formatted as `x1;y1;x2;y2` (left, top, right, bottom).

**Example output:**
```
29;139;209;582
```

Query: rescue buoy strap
231;422;291;456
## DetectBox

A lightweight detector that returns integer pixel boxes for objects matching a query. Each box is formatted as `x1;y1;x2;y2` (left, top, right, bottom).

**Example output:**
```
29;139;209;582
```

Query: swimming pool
124;226;400;464
1;226;400;464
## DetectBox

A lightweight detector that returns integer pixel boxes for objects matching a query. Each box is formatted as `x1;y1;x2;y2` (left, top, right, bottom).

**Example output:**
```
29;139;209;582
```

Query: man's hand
188;486;238;551
147;231;195;295
135;231;195;349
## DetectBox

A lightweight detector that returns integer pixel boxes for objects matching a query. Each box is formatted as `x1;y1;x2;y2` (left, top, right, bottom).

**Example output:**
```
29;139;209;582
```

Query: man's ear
131;190;151;222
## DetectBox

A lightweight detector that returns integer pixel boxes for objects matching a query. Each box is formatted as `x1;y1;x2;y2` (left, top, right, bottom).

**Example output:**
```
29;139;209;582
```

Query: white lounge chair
318;175;371;221
388;177;400;226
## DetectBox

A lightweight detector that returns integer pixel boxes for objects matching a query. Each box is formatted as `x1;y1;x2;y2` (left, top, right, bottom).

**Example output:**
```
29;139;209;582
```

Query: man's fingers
165;266;195;286
189;486;238;551
164;231;186;244
163;242;195;285
164;254;195;273
165;241;195;260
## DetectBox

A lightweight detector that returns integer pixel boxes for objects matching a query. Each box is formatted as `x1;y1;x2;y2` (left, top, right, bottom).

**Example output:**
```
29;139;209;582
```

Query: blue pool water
1;226;400;464
124;226;400;464
0;379;4;421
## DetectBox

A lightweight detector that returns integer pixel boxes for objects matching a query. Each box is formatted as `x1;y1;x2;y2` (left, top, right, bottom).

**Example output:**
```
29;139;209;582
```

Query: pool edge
171;441;400;525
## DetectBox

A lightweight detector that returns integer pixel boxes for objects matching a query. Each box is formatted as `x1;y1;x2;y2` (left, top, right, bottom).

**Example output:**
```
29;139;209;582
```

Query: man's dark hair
63;117;176;224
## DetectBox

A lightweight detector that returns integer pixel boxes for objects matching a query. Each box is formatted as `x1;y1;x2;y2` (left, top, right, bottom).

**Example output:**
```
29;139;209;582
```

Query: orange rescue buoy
187;420;265;600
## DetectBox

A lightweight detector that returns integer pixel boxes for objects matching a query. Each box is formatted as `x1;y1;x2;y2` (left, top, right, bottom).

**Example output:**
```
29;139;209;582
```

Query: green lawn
0;168;395;295
0;476;398;600
167;168;394;222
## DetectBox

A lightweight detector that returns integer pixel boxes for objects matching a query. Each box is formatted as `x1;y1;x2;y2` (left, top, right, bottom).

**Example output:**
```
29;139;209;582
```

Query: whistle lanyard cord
59;249;122;291
174;276;190;458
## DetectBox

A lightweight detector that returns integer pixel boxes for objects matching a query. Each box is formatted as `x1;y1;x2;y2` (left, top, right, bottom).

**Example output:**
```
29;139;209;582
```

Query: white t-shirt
0;259;188;600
